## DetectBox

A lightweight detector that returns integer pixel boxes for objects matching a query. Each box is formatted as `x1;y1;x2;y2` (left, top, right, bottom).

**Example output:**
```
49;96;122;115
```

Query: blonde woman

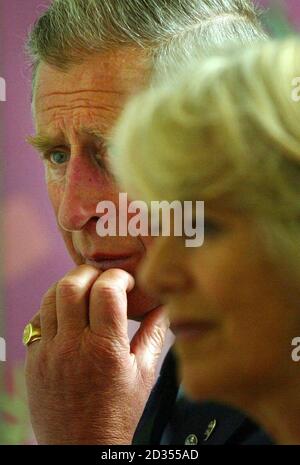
110;39;300;444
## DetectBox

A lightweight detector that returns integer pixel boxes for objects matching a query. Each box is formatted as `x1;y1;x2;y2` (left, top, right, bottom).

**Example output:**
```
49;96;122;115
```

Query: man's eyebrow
26;134;65;153
27;129;109;153
80;127;109;148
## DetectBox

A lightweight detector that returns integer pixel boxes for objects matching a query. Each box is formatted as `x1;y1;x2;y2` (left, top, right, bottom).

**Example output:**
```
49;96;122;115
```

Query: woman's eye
95;152;109;171
49;151;69;165
95;155;105;169
204;218;223;237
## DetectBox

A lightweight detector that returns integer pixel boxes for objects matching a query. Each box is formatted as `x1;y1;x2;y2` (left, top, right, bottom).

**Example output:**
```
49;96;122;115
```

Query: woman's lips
171;320;218;341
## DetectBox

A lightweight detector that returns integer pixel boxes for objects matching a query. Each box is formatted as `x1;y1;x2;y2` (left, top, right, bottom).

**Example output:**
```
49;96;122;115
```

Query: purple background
2;0;300;364
2;0;73;363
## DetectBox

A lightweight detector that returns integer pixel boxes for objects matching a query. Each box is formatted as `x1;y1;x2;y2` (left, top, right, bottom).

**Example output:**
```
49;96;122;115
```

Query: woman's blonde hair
110;38;300;274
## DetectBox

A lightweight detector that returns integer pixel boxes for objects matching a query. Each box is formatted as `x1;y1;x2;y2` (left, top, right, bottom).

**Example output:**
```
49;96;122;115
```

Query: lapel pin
184;434;198;445
203;419;217;441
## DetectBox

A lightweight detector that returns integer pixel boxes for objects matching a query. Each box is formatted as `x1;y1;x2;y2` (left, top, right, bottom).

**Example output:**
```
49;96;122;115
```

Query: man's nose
139;236;191;299
58;155;105;232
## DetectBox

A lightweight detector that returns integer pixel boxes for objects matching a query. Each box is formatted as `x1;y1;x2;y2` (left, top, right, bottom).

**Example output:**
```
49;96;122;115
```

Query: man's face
31;48;159;319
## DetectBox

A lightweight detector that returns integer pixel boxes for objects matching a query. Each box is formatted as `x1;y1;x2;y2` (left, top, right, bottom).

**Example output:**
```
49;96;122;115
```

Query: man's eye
49;151;69;165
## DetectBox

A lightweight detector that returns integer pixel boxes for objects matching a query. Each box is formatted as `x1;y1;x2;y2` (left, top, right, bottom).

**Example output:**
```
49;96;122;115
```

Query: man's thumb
130;305;170;370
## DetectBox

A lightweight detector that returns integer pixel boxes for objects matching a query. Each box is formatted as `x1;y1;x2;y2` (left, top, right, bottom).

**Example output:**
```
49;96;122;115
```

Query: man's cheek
140;236;154;250
47;177;64;215
45;165;66;188
62;230;81;264
43;185;77;265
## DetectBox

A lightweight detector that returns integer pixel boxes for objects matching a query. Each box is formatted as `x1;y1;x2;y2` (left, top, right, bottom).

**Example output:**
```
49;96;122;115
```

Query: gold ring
23;323;42;346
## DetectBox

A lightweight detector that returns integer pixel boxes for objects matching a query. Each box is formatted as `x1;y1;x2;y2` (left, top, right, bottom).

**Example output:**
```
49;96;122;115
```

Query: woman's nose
139;236;191;299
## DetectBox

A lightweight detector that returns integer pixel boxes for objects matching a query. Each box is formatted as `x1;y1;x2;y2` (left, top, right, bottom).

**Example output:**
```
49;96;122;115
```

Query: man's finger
56;265;100;333
39;282;58;341
89;268;134;345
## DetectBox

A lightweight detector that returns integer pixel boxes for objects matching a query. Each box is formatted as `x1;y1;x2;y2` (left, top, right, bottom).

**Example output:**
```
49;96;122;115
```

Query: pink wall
3;0;72;363
2;0;300;364
261;0;300;28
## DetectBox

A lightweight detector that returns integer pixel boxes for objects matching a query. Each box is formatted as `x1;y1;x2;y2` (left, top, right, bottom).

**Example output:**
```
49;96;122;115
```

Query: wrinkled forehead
33;47;151;116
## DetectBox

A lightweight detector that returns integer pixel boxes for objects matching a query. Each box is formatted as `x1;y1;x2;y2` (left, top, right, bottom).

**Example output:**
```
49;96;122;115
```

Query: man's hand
25;265;169;444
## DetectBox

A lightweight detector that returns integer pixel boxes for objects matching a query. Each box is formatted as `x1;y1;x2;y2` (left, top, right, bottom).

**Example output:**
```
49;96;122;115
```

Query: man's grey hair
27;0;267;84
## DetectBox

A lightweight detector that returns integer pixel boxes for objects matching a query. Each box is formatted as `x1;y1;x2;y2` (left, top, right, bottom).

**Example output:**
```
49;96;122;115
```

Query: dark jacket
133;349;273;445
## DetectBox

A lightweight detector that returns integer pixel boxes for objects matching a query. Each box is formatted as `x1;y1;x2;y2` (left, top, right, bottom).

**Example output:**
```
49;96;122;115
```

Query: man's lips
84;254;139;272
171;320;218;341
